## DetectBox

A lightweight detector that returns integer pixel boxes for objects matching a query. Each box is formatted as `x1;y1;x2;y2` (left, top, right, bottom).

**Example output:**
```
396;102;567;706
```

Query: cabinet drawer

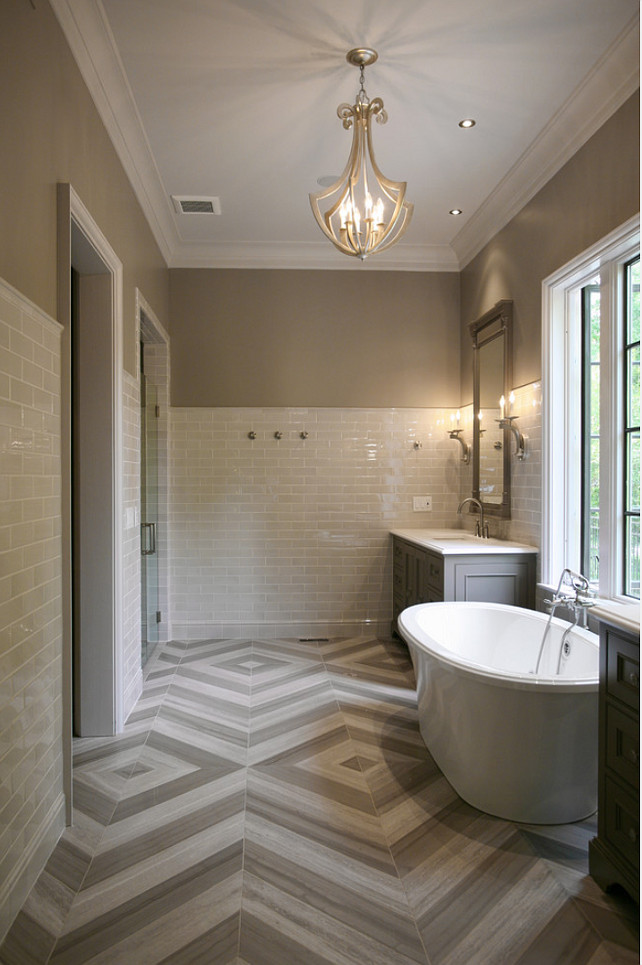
606;703;640;790
604;776;639;871
606;632;640;711
425;553;443;592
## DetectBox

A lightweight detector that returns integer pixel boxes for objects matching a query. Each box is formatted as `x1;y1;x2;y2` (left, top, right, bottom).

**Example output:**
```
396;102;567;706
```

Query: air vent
171;195;222;215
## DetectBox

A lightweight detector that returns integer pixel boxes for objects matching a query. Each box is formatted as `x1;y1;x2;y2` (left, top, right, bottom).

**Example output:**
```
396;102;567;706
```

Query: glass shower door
141;373;159;665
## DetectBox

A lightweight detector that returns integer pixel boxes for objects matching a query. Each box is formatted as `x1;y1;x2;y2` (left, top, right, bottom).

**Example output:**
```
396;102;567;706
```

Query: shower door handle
141;522;156;556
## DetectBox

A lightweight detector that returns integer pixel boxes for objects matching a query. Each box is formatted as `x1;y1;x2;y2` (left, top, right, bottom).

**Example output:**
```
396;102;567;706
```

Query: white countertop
390;528;539;556
591;602;640;636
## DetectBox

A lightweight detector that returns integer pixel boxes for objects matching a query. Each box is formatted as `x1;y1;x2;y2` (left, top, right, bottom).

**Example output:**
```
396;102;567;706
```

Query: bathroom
0;1;639;961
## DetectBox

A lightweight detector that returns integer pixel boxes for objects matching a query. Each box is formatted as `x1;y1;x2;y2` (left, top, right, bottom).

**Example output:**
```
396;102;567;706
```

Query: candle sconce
497;416;526;460
448;428;470;464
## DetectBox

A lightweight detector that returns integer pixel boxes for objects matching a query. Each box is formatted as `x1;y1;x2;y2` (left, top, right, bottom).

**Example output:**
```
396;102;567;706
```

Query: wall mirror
469;299;513;518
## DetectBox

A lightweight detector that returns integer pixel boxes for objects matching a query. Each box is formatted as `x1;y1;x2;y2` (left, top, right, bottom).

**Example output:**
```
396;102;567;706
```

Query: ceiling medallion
309;48;413;261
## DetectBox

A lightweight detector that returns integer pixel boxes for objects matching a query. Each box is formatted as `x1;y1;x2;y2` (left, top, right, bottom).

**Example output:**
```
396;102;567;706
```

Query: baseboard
170;619;391;641
0;792;66;945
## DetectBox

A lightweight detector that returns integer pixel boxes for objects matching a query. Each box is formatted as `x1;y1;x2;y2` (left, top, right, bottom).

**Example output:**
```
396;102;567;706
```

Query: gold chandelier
309;48;413;261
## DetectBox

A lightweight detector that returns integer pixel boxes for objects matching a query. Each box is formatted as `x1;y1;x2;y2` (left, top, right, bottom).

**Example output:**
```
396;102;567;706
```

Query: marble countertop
390;528;539;556
591;602;640;636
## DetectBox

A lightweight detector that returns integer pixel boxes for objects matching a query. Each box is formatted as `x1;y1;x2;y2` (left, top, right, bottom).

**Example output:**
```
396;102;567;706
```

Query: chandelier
309;48;413;261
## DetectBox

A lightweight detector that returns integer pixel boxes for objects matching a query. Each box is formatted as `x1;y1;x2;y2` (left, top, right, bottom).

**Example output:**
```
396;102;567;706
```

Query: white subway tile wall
169;407;465;638
0;279;65;939
122;370;142;719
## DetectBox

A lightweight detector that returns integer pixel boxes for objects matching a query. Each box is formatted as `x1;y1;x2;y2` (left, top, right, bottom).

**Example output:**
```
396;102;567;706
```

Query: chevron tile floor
0;634;638;964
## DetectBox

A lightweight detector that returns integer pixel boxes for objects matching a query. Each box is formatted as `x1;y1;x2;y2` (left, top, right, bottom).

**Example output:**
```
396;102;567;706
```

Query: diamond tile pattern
0;635;637;964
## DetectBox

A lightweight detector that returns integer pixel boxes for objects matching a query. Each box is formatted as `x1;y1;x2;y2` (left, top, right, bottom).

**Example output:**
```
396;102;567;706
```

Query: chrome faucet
535;567;597;675
457;496;489;538
543;568;596;627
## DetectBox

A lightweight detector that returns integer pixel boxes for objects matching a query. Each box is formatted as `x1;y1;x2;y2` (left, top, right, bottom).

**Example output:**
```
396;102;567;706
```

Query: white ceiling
51;0;639;271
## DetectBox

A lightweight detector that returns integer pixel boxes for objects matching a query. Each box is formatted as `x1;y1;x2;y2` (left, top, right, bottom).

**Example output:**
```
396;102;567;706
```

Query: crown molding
168;241;459;271
451;13;640;269
50;0;178;265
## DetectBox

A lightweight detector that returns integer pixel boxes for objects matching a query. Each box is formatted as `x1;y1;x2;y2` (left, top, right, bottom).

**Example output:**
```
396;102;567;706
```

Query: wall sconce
498;393;525;459
448;428;470;464
498;416;526;459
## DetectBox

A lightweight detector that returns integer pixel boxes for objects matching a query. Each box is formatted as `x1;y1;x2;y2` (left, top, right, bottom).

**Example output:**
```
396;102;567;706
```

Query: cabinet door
453;560;531;606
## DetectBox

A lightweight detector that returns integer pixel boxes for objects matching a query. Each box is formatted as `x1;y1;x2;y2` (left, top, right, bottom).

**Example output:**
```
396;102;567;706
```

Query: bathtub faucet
457;496;489;538
544;568;597;628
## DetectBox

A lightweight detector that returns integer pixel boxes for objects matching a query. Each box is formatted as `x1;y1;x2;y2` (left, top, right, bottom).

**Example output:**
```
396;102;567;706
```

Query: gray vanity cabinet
589;617;639;903
392;535;536;631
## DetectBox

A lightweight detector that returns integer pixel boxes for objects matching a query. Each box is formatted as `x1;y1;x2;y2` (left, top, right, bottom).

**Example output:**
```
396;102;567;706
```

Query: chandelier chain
358;65;369;105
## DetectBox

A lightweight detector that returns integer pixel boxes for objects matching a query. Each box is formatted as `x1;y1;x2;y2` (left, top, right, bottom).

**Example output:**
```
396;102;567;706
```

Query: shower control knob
248;431;257;440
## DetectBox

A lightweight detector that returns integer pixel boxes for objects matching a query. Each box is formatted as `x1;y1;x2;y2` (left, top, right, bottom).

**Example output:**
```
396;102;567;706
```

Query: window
543;217;640;601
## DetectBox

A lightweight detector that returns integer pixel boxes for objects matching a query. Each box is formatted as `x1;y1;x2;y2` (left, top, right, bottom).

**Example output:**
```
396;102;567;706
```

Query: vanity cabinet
589;617;639;903
392;534;536;631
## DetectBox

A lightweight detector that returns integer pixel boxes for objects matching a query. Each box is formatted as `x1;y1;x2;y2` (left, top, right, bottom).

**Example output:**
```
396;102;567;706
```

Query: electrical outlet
413;495;433;511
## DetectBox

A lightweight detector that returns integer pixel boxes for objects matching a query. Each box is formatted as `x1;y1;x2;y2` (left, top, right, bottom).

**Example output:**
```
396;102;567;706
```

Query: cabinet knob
628;827;638;843
628;672;639;688
630;749;639;764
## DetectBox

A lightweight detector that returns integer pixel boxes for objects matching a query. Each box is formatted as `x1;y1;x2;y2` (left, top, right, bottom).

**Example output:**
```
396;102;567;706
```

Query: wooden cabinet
391;535;536;632
589;619;639;903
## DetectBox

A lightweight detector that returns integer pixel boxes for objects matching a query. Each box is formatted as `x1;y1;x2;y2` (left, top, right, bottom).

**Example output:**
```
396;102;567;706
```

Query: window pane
625;258;640;597
626;515;640;600
629;342;640;427
581;285;600;583
627;432;640;512
628;259;640;344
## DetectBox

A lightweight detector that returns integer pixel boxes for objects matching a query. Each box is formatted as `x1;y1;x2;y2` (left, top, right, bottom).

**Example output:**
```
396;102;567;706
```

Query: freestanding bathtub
398;601;599;824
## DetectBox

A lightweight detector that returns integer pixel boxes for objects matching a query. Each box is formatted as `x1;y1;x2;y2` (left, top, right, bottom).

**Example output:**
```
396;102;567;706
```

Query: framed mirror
469;300;513;518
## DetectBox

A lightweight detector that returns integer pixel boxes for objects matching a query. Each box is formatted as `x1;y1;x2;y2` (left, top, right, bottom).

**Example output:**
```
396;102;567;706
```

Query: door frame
57;183;124;819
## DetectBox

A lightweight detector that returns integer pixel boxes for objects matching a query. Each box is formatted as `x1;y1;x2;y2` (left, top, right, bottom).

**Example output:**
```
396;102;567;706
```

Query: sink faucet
457;496;489;538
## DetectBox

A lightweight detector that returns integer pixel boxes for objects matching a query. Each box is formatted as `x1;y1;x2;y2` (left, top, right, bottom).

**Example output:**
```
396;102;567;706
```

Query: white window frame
542;215;640;600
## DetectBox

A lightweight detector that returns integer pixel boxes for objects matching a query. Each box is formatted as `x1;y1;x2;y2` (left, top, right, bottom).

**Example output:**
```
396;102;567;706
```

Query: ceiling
51;0;639;271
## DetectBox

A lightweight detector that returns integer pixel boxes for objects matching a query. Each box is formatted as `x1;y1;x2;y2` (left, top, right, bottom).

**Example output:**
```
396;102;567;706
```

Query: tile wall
169;392;542;639
169;407;464;639
0;278;65;940
458;382;542;555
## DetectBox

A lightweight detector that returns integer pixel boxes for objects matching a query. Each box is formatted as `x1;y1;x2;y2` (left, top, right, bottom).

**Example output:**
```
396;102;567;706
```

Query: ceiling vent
171;195;221;215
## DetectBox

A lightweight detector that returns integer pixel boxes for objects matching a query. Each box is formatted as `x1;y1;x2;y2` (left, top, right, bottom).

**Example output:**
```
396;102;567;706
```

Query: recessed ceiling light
458;118;476;129
317;175;339;187
449;208;463;216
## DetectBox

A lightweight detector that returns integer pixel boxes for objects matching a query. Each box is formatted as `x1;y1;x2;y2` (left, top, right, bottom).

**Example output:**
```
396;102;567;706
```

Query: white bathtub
397;602;599;824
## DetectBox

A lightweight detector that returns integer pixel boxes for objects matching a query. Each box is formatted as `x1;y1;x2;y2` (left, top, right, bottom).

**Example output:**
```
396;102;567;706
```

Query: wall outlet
413;495;433;512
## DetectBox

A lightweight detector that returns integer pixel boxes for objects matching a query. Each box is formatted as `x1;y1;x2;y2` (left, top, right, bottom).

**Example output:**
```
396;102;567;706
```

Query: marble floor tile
0;632;637;965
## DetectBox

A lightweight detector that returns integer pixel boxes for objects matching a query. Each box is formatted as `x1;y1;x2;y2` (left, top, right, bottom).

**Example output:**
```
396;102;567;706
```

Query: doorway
58;184;124;818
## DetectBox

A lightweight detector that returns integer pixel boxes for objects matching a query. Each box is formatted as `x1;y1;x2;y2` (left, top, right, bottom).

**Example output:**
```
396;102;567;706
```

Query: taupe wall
460;91;640;400
169;269;460;407
0;1;169;373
